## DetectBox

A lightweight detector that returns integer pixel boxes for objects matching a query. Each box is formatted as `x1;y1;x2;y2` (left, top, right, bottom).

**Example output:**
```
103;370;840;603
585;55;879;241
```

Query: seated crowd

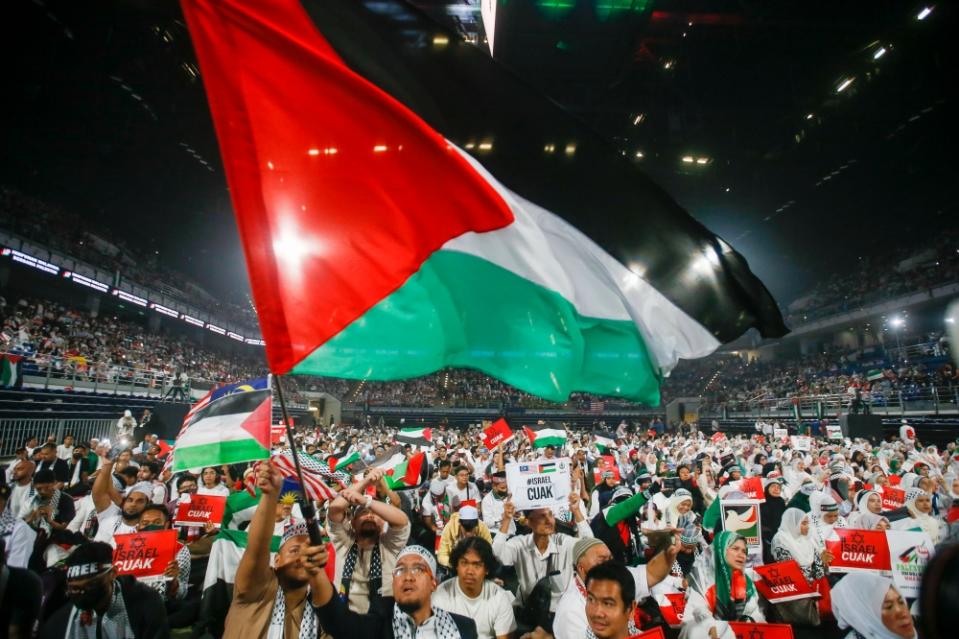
1;417;956;639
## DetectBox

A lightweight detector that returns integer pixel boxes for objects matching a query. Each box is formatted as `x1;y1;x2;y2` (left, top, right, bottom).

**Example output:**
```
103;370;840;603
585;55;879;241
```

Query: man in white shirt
491;492;592;612
91;447;148;544
481;472;514;535
55;434;75;461
446;465;480;511
432;537;515;639
553;535;680;639
7;459;36;519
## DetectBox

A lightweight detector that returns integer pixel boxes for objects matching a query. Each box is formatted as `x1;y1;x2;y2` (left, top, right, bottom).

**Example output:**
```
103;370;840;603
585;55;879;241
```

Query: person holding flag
221;459;329;639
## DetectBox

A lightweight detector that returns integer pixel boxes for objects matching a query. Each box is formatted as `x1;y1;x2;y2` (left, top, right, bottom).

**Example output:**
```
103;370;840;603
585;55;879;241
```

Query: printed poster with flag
735;476;765;502
172;376;272;472
524;423;567;449
506;458;571;510
180;0;787;409
719;499;763;567
887;530;935;598
727;623;794;639
825;528;892;573
753;560;819;603
481;418;514;450
113;530;179;583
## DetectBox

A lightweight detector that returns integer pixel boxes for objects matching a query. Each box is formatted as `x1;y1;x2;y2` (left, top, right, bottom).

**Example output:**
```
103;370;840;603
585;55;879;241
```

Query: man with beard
38;541;168;639
312;544;478;638
7;457;36;518
92;445;150;543
65;442;92;496
35;443;69;485
221;461;328;639
135;461;167;504
329;468;411;614
23;468;75;569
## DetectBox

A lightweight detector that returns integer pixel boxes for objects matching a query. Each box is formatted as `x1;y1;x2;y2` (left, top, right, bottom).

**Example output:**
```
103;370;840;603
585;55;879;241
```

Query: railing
0;418;116;457
700;384;959;419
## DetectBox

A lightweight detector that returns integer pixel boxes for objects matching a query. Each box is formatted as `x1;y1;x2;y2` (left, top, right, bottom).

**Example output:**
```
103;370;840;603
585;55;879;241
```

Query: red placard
753;560;819;602
175;494;227;527
825;528;891;573
736;477;766;502
482;418;514;450
728;622;794;639
712;432;727;443
113;529;179;581
659;592;686;627
628;627;666;639
593;455;621;485
881;485;905;510
271;424;287;445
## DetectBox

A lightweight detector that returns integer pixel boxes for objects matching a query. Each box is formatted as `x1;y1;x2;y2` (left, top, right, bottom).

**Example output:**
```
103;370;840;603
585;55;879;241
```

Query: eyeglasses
393;563;430;578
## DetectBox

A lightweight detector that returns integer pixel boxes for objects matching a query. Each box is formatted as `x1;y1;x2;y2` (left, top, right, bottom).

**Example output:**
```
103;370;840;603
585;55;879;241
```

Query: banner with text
506;458;571;510
881;485;906;510
482;418;514;450
175;494;227;527
113;530;179;582
825;528;891;573
753;560;819;603
887;530;935;598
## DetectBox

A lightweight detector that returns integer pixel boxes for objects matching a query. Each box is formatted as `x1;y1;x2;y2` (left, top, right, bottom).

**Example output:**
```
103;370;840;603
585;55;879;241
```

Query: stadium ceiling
1;0;955;305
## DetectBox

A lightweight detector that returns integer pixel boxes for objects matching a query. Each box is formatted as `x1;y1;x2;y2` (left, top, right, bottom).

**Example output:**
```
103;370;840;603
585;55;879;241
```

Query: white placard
887;530;935;598
506;457;571;511
774;428;788;441
790;435;812;451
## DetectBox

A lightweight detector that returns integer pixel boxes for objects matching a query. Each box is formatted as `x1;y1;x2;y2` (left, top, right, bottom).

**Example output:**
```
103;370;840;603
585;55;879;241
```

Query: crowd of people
1;414;957;639
0;186;260;334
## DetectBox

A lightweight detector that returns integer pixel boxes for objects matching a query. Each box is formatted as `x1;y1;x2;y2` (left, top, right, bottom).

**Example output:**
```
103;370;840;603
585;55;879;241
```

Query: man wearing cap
38;540;168;639
328;468;411;615
422;478;455;550
553;533;679;639
311;543;478;638
92;444;150;544
437;505;492;569
492;491;592;615
481;471;515;535
222;460;329;639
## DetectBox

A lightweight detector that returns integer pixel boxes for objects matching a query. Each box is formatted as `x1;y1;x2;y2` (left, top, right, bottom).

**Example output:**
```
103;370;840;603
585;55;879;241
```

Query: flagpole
273;374;323;545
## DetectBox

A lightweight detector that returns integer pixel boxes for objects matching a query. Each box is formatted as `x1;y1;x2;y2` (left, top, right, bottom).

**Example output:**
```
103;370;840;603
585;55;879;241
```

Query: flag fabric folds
396;427;432;447
524;423;567;449
269;450;340;502
372;447;427;491
593;432;617;454
172;377;272;472
181;0;787;405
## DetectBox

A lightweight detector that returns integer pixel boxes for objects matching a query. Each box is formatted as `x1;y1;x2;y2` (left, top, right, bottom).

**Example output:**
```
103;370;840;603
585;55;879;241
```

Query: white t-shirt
94;502;139;545
445;481;480;508
431;578;516;639
56;444;74;461
481;491;515;535
197;483;231;497
553;568;650;639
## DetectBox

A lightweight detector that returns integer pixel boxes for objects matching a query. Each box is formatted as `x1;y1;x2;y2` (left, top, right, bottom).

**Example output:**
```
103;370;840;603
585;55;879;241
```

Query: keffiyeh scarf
27;485;62;534
65;580;135;639
341;542;382;600
267;581;318;639
392;603;462;639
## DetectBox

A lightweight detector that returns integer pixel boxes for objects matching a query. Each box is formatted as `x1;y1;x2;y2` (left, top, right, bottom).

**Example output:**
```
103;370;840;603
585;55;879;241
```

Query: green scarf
712;531;756;620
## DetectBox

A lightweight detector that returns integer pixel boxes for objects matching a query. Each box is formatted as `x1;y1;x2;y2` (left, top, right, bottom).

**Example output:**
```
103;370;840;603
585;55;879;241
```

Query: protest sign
790;436;812;451
628;628;666;639
271;424;286;445
659;592;686;627
113;529;178;582
881;485;906;510
736;477;765;502
728;622;794;639
753;560;819;603
482;418;514;450
593;455;621;485
711;432;727;443
720;499;763;567
886;530;935;598
773;428;788;441
825;528;891;573
175;494;227;527
506;458;571;511
825;423;843;441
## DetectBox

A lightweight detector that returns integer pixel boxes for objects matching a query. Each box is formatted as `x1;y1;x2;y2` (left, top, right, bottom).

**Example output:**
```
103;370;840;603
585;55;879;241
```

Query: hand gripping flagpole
273;374;323;545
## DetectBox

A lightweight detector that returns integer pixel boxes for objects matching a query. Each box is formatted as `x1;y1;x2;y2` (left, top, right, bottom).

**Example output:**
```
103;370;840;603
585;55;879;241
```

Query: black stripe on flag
185;388;271;428
298;0;787;344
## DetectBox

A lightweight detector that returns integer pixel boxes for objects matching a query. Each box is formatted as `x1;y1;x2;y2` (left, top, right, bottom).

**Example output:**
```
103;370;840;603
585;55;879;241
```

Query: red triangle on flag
239;394;273;450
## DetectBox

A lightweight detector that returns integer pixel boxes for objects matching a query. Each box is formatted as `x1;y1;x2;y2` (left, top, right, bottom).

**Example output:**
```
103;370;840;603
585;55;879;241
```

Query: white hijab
832;573;915;639
770;508;817;567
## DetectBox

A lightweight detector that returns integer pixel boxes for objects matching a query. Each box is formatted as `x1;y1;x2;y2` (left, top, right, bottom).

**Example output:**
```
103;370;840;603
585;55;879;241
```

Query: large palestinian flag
182;0;787;405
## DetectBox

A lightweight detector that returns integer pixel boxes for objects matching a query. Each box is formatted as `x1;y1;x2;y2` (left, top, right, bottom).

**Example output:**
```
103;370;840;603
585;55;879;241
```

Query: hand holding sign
175;494;227;528
506;458;572;511
113;530;179;583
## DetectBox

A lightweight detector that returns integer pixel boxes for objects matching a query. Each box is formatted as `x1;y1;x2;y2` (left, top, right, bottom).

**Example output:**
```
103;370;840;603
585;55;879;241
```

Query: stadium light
873;47;887;60
889;316;904;328
917;7;932;21
836;77;855;93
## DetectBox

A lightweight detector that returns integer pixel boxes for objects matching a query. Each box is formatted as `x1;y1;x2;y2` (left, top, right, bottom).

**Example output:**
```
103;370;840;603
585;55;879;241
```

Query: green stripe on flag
173;439;269;470
531;435;566;449
291;250;662;405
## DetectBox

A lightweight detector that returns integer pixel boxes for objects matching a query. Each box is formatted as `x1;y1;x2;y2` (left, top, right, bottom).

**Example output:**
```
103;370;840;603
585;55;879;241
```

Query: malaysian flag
270;449;339;502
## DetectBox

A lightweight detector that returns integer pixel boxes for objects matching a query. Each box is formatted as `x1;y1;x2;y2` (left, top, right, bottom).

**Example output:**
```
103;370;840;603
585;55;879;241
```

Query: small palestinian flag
181;0;786;407
0;354;22;388
373;447;428;491
866;369;884;382
396;427;432;447
593;432;617;454
524;423;567;449
331;450;362;472
172;376;272;471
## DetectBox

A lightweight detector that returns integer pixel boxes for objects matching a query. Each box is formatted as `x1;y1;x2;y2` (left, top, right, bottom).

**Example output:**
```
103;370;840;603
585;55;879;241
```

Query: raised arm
92;445;120;513
234;461;282;599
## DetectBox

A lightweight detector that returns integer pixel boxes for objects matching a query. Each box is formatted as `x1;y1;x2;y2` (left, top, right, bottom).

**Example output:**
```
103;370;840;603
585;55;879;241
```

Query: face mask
69;579;110;611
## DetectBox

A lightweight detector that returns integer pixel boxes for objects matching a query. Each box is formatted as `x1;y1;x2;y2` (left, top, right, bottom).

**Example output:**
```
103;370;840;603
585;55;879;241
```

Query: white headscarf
904;489;942;543
665;489;693;528
770;508;817;567
831;573;915;639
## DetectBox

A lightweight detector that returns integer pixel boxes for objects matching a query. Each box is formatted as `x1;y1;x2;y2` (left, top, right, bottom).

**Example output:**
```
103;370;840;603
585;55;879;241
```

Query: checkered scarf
341;541;382;599
267;579;317;639
27;485;62;535
65;579;134;639
391;602;462;639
